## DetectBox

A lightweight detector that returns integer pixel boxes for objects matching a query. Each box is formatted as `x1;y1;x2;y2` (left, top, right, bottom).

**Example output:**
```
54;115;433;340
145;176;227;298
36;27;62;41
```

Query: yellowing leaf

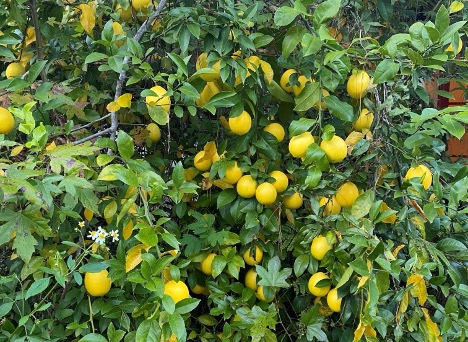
184;167;198;181
213;179;234;190
122;220;134;241
421;308;443;342
449;1;464;13
117;93;132;108
353;321;365;342
45;141;57;151
201;141;217;161
396;291;409;321
357;276;369;289
104;201;118;222
364;325;377;338
125;243;150;273
407;273;428;306
78;4;96;35
392;244;405;259
10;145;24;157
260;60;274;84
161;249;178;257
220;115;230;130
107;101;120;112
345;131;364;147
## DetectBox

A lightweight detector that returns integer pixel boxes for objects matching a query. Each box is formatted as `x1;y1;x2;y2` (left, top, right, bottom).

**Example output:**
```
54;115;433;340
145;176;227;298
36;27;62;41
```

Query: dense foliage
0;0;467;341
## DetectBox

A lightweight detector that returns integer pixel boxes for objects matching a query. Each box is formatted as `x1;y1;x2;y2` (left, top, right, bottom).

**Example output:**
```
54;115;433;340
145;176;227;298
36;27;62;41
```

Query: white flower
78;221;85;228
109;230;119;242
94;227;108;245
87;230;98;240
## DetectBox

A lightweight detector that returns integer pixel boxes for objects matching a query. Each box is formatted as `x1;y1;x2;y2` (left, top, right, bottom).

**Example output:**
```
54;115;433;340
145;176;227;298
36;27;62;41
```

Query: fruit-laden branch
29;0;47;82
74;0;168;145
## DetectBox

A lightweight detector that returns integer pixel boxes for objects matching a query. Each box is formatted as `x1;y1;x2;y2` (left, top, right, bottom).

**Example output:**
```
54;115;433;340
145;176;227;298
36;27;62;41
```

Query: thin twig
29;0;47;82
75;0;168;145
70;113;112;133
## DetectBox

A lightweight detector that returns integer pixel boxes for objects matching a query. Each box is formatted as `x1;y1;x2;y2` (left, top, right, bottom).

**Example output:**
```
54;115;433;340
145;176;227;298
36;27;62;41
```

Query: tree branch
75;0;168;145
29;0;47;82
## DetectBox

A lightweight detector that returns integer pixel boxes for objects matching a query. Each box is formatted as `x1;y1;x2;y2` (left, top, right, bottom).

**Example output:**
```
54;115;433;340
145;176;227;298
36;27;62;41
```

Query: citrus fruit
264;123;285;142
335;181;359;207
404;164;432;190
84;269;112;297
347;70;370;99
353;108;374;132
146;122;161;142
308;272;331;297
243;246;263;266
255;182;277;205
112;22;125;47
200;253;216;276
223;162;243;184
164;280;190;303
314;297;334;317
132;0;151;12
310;235;333;260
319;196;341;216
279;69;297;93
256;285;269;301
244;268;258;291
6;62;25;79
269;170;289;193
146;85;171;112
191;284;206;295
283;192;303;210
116;4;132;21
0;108;15;134
236;175;257;198
196;52;208;70
194;151;212;171
446;37;463;55
320;135;347;163
326;288;342;312
289;132;314;158
229;111;252;135
380;202;397;224
293;75;313;96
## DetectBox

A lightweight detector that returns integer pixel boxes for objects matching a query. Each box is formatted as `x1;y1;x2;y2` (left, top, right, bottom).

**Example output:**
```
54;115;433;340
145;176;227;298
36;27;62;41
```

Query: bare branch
29;0;47;82
75;0;168;145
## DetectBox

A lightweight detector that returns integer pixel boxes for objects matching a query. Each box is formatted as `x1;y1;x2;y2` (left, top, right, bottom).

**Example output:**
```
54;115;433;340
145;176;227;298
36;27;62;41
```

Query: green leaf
167;53;188;76
25;277;50;300
212;255;227;278
301;34;322;57
377;0;393;22
336;266;354;289
313;0;341;27
176;298;201;315
116;130;134;162
79;334;108;342
79;262;108;273
107;322;125;342
238;35;256;51
85;52;108;64
179;25;191;54
148;105;169;126
373;59;399;84
136;227;158;247
293;254;309;277
289;118;317;136
98;164;138;186
161;233;180;250
294;82;320;112
135;320;161;342
274;6;304;27
351;190;374;219
26;60;48;84
349;257;370;276
307;323;328;342
324;95;354;122
217;189;237;209
0;302;13;319
256;256;291;288
266;80;294;103
305;168;322;188
439;114;465;139
0;46;15;59
169;312;187;342
282;26;306;59
172;161;185;188
435;5;449;34
108;55;124;73
437;238;467;252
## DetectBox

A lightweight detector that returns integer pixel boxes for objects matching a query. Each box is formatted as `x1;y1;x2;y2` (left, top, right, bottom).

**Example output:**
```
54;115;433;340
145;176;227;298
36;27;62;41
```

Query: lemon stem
88;295;95;332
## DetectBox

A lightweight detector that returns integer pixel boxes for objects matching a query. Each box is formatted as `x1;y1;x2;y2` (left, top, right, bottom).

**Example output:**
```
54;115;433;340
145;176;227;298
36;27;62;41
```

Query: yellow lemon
236;175;257;198
308;272;331;297
223;162;243;184
320;135;347;163
132;0;151;12
319;196;341;216
84;270;112;297
289;132;314;158
347;70;370;99
243;246;263;266
326;288;342;312
0;108;15;134
116;4;133;21
6;62;25;79
164;280;190;303
194;151;212;171
446;37;463;55
279;69;297;93
335;182;359;208
283;192;303;210
404;164;432;190
269;170;289;193
200;253;216;276
191;284;206;295
146;85;171;112
146;122;161;142
264;122;285;142
293;75;313;96
244;268;258;291
229;111;252;135
255;183;277;205
353;108;374;132
310;235;333;260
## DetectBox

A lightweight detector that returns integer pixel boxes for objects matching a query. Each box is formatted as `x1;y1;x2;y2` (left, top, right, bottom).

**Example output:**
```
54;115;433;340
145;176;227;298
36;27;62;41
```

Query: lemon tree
0;0;467;341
